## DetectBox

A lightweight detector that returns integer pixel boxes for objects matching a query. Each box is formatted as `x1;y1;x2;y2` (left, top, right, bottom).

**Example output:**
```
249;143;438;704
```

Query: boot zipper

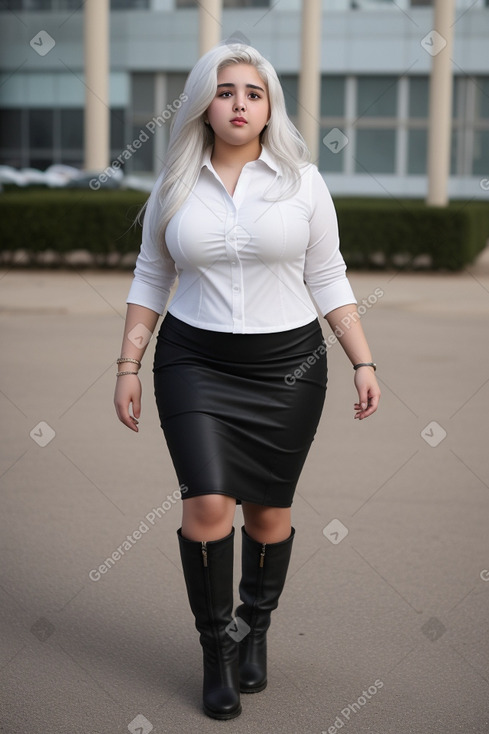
201;540;225;680
248;543;267;637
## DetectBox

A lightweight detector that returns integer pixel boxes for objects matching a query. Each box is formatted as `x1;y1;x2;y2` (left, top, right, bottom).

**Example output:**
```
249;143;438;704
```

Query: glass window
278;74;298;117
0;0;149;10
407;128;458;176
29;109;54;149
223;0;270;6
452;77;461;120
176;0;269;5
0;109;22;148
129;124;154;172
110;0;149;9
57;0;82;8
409;76;460;120
60;156;84;167
29;158;53;170
60;109;83;149
321;76;345;117
24;0;52;9
409;77;429;118
319;128;346;173
132;74;154;116
472;130;489;175
355;129;396;174
407;129;427;174
130;74;157;172
450;129;458;176
110;108;126;152
0;152;23;167
167;73;188;118
357;76;397;118
475;77;489;120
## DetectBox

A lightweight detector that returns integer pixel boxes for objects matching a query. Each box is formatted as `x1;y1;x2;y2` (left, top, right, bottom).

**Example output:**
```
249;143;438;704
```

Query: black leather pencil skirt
153;312;327;508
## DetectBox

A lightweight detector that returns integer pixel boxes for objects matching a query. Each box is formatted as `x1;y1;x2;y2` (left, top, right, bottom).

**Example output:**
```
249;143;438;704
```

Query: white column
426;0;456;206
298;0;322;162
199;0;222;57
84;0;110;171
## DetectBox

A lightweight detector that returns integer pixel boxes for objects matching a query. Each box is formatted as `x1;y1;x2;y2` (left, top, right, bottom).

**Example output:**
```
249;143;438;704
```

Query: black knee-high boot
235;525;295;693
177;526;241;720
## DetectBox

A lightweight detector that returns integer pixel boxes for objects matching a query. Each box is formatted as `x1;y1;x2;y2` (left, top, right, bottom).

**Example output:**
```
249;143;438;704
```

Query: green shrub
0;189;488;270
335;198;489;270
0;189;146;267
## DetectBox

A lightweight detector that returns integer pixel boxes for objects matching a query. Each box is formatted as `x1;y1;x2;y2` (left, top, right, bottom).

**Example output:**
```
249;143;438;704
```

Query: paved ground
1;253;489;734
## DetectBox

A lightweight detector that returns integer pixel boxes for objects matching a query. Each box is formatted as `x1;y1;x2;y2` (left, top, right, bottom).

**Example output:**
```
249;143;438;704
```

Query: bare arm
325;304;381;420
114;303;160;431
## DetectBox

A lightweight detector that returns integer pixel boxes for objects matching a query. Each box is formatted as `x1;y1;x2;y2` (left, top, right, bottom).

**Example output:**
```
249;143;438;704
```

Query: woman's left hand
353;367;381;420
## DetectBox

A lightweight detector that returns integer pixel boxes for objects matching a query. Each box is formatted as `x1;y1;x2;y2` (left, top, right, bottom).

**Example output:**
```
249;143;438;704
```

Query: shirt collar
201;145;281;175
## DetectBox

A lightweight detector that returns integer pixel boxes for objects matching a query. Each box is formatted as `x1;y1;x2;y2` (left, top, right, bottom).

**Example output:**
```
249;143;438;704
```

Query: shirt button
233;285;240;292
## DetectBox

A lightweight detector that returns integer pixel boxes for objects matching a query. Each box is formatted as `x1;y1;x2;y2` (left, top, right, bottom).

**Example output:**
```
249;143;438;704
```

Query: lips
231;117;247;124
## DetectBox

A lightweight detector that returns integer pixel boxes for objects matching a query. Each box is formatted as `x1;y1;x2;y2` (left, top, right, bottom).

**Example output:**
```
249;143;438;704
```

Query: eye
249;92;261;100
218;91;232;98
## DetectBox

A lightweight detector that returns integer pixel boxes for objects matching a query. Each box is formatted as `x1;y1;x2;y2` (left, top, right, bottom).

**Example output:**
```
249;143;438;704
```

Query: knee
242;505;291;543
184;494;235;528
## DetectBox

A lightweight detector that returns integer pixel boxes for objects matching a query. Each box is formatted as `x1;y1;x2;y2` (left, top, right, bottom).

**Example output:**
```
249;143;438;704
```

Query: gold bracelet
116;370;139;377
117;357;141;366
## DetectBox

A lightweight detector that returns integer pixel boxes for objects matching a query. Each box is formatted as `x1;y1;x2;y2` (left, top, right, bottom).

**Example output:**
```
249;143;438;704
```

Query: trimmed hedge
0;189;146;267
335;198;489;270
0;189;488;270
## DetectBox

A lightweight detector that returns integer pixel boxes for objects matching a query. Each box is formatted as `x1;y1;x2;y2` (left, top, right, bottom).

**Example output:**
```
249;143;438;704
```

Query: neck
211;138;262;169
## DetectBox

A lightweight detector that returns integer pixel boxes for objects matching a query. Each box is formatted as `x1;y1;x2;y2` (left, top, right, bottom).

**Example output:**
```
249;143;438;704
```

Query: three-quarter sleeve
126;170;178;315
304;166;356;316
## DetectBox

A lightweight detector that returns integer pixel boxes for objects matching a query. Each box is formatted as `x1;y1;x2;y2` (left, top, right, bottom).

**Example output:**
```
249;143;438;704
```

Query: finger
356;388;369;412
354;393;380;419
132;394;141;420
124;415;139;432
115;402;139;432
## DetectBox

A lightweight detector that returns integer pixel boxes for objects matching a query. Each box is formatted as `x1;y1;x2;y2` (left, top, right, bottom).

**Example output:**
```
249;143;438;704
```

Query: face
205;63;270;148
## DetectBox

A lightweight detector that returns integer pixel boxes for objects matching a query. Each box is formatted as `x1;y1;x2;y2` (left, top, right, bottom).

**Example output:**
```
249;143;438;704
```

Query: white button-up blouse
126;145;356;333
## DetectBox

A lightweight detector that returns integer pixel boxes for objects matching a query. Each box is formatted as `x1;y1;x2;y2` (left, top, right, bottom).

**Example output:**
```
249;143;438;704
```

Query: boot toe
239;662;267;693
204;687;242;719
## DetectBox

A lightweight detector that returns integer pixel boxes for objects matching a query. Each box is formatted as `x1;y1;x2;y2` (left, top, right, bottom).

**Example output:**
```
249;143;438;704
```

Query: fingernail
361;403;367;410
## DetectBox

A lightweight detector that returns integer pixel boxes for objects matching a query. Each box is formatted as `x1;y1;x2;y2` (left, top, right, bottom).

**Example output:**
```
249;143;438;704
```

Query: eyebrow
217;83;265;93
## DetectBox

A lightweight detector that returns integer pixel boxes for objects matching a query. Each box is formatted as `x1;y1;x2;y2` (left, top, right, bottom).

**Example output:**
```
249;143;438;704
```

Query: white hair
144;42;310;257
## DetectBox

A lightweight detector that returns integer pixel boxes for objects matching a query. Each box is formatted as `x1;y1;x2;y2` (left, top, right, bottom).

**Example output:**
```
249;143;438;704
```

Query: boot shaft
237;525;295;628
177;526;235;631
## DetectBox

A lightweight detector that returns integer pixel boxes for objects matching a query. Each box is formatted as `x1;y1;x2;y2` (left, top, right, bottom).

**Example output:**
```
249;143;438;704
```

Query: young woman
114;42;380;721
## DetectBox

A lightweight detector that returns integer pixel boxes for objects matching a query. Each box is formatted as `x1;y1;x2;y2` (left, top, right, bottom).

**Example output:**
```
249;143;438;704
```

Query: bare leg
241;502;292;543
181;494;237;541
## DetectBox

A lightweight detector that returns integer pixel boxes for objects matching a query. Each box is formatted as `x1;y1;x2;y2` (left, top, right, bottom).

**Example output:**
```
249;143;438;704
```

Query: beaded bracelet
116;371;139;377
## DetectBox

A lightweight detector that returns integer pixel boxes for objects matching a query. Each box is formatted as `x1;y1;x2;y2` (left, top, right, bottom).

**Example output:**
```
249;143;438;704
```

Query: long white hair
146;42;310;256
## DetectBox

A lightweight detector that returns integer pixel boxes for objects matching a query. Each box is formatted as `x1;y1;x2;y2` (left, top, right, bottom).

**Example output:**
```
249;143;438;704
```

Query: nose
233;97;246;112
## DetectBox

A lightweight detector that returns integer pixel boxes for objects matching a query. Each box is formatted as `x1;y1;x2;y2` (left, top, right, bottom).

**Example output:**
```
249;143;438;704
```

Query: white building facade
0;0;488;198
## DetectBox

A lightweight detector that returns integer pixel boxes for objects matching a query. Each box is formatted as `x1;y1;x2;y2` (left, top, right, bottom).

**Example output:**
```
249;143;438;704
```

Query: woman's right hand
114;374;142;432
